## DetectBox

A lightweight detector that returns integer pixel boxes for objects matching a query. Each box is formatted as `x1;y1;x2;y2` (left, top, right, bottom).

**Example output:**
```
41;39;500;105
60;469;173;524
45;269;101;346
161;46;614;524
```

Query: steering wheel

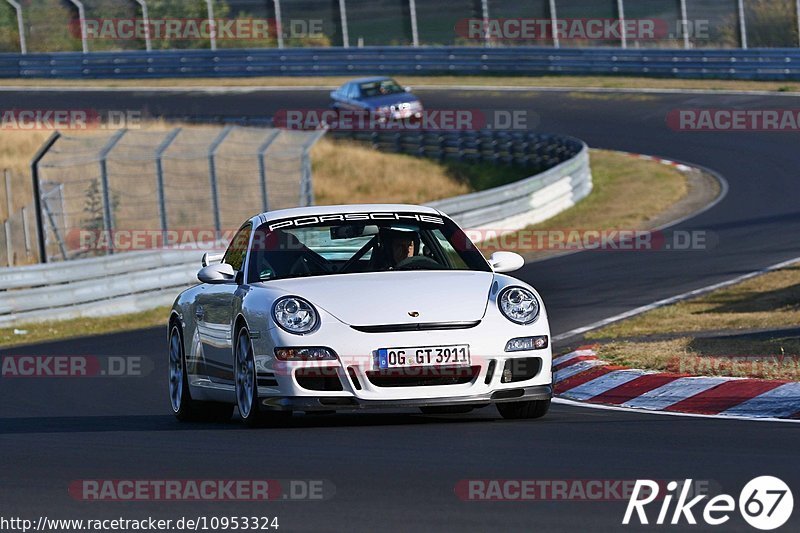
395;255;443;271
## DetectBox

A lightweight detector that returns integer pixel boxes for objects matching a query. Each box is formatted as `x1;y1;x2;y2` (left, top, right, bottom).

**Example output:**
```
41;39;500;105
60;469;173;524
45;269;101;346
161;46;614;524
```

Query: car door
195;223;252;386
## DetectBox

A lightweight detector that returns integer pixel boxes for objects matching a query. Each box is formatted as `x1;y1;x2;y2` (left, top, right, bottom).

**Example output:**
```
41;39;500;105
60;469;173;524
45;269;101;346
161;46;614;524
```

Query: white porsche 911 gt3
168;204;552;426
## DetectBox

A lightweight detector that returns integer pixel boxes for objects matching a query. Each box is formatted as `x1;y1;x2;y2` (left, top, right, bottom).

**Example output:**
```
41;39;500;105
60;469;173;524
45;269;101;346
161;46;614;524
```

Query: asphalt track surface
1;87;799;532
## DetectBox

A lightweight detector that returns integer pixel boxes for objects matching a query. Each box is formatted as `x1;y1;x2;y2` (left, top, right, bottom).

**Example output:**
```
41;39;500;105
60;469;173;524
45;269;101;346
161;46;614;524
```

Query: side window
349;84;359;99
223;223;252;272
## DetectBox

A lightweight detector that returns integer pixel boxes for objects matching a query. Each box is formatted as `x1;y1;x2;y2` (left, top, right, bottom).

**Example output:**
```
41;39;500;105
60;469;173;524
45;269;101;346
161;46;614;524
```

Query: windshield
247;212;490;282
359;79;405;98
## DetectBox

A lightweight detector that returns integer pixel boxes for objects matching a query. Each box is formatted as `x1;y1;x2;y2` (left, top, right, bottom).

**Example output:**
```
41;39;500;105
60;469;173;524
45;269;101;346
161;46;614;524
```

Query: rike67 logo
624;477;793;530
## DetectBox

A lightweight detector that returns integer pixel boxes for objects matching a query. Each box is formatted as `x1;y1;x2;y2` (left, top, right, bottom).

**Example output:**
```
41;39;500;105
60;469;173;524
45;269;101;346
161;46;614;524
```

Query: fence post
29;131;61;263
208;126;233;236
616;0;627;49
738;0;748;49
338;0;350;48
273;0;284;49
408;0;419;47
549;0;559;48
98;129;127;255
66;0;88;53
480;0;490;47
257;130;281;213
679;0;690;49
4;0;26;54
3;220;10;266
134;0;152;51
154;128;181;236
796;0;800;47
205;0;217;50
299;129;327;207
3;172;11;263
21;205;30;255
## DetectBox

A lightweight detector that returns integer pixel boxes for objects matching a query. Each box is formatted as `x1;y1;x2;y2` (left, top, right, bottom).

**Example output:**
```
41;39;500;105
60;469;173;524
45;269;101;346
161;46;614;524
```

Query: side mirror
404;86;412;93
201;252;224;267
489;251;524;273
198;262;236;284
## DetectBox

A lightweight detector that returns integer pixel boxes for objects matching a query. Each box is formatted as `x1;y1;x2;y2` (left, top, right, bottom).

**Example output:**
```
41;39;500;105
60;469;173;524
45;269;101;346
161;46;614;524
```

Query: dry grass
478;149;689;257
0;306;171;349
536;150;688;230
587;263;800;381
0;131;51;216
597;338;800;381
0;75;797;93
588;265;800;339
312;137;472;205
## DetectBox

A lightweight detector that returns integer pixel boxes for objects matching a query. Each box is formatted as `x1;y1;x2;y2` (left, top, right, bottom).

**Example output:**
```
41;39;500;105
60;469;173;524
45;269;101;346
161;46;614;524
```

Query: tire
169;324;233;422
496;399;551;420
235;326;291;428
419;405;475;415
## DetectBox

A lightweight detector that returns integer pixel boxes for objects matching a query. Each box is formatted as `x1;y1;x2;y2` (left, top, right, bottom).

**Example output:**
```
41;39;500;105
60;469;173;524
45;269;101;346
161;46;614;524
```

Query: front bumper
259;384;552;411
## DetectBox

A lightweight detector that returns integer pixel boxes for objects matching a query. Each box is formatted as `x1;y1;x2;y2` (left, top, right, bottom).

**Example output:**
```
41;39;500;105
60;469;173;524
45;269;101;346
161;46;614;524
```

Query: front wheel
235;326;291;427
496;399;550;420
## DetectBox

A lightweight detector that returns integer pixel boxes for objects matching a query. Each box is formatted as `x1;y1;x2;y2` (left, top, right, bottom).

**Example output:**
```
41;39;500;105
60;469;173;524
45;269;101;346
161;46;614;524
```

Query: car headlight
498;286;540;324
272;296;318;334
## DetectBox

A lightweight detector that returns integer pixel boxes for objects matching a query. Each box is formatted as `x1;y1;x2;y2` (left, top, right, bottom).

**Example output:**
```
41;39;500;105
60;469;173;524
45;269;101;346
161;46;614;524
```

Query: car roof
347;76;396;85
255;204;442;225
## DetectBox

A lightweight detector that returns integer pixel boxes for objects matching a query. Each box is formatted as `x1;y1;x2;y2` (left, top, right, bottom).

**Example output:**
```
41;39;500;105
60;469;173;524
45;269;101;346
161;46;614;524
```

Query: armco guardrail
0;249;200;325
3;46;800;80
0;130;591;327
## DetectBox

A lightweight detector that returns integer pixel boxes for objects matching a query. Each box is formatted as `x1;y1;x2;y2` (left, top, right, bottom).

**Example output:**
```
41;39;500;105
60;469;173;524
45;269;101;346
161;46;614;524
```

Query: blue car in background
330;77;423;122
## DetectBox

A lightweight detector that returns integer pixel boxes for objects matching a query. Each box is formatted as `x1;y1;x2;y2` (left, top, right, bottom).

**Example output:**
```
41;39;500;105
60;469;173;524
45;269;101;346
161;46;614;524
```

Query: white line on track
553;397;800;424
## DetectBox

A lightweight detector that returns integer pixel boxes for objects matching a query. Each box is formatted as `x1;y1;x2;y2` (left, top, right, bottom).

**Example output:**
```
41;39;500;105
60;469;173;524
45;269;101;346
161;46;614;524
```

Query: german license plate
377;345;470;369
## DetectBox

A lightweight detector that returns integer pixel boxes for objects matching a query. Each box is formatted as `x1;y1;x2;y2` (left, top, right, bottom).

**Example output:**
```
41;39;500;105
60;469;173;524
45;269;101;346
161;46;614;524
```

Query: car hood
266;271;494;326
361;92;419;108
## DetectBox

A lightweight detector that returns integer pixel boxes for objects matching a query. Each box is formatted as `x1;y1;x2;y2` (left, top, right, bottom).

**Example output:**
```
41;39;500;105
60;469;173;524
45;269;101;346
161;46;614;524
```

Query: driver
390;234;415;265
375;227;420;269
